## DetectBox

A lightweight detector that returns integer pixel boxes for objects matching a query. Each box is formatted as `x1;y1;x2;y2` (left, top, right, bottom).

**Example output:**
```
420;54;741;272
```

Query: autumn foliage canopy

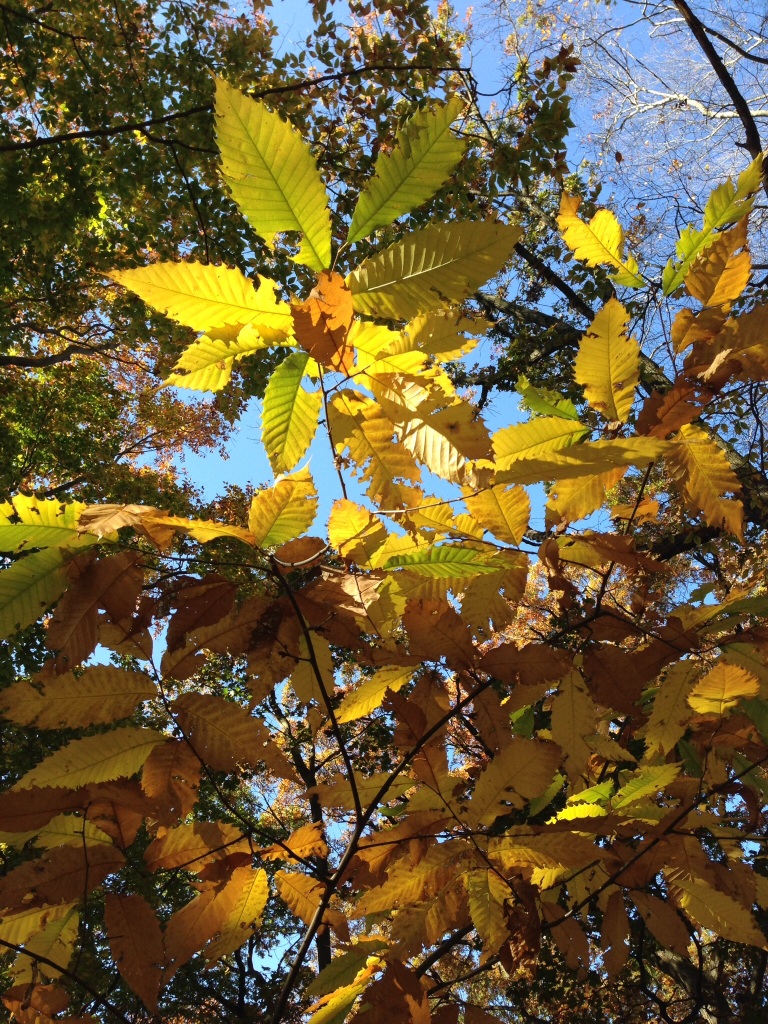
2;72;768;1024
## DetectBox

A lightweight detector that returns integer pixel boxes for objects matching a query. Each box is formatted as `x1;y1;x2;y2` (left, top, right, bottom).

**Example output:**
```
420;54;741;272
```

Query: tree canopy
2;2;768;1023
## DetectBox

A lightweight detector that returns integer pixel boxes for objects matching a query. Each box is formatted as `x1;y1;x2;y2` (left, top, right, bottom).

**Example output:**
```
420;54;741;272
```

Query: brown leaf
165;575;237;652
173;692;298;781
46;552;143;671
403;599;476;670
141;739;201;823
292;270;355;372
104;894;164;1011
0;844;125;910
3;984;69;1024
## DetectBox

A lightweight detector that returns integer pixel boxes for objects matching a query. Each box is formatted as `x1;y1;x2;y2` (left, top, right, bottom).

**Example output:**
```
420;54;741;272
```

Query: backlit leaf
337;666;413;723
248;466;318;547
348;221;521;320
261;351;322;474
668;424;743;538
0;666;156;729
215;78;332;271
663;155;762;294
13;727;165;790
574;299;639;423
348;96;466;245
558;194;644;288
110;261;292;334
0;549;68;640
104;894;163;1012
687;662;759;716
205;867;269;963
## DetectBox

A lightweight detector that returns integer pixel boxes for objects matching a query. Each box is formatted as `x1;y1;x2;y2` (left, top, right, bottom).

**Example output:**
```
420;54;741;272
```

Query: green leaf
662;155;763;295
215;77;332;271
384;545;501;577
347;97;466;245
13;727;166;790
110;261;292;335
516;376;579;420
612;764;681;811
347;221;521;320
0;549;68;639
261;352;323;474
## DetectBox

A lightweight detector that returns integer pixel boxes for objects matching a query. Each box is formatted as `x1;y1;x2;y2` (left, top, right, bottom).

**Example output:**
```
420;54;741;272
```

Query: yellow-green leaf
384;545;500;578
347;96;466;245
612;764;681;810
0;548;68;640
465;869;513;954
492;416;588;469
110;261;292;334
663;155;763;295
0;496;91;553
348;221;521;320
249;466;318;547
574;299;639;423
215;77;332;271
261;352;322;473
164;324;282;393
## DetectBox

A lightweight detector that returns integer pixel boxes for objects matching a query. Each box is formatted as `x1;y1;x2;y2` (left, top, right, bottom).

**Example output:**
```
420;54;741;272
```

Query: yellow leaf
468;739;562;826
205;867;270;963
668;424;743;538
248;466;318;547
275;870;324;926
465;869;513;954
546;467;626;527
463;484;530;545
0;903;78;949
551;671;597;785
558;194;644;288
336;666;413;723
10;907;79;985
641;661;702;758
110;261;292;334
574;299;640;422
494;437;671;485
685;220;751;307
688;662;760;716
403;308;482;361
13;727;165;790
328;500;388;568
667;874;767;948
291;634;335;705
329;391;421;507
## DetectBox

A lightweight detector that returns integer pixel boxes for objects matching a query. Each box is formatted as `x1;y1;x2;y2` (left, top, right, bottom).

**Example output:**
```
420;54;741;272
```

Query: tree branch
672;0;767;194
